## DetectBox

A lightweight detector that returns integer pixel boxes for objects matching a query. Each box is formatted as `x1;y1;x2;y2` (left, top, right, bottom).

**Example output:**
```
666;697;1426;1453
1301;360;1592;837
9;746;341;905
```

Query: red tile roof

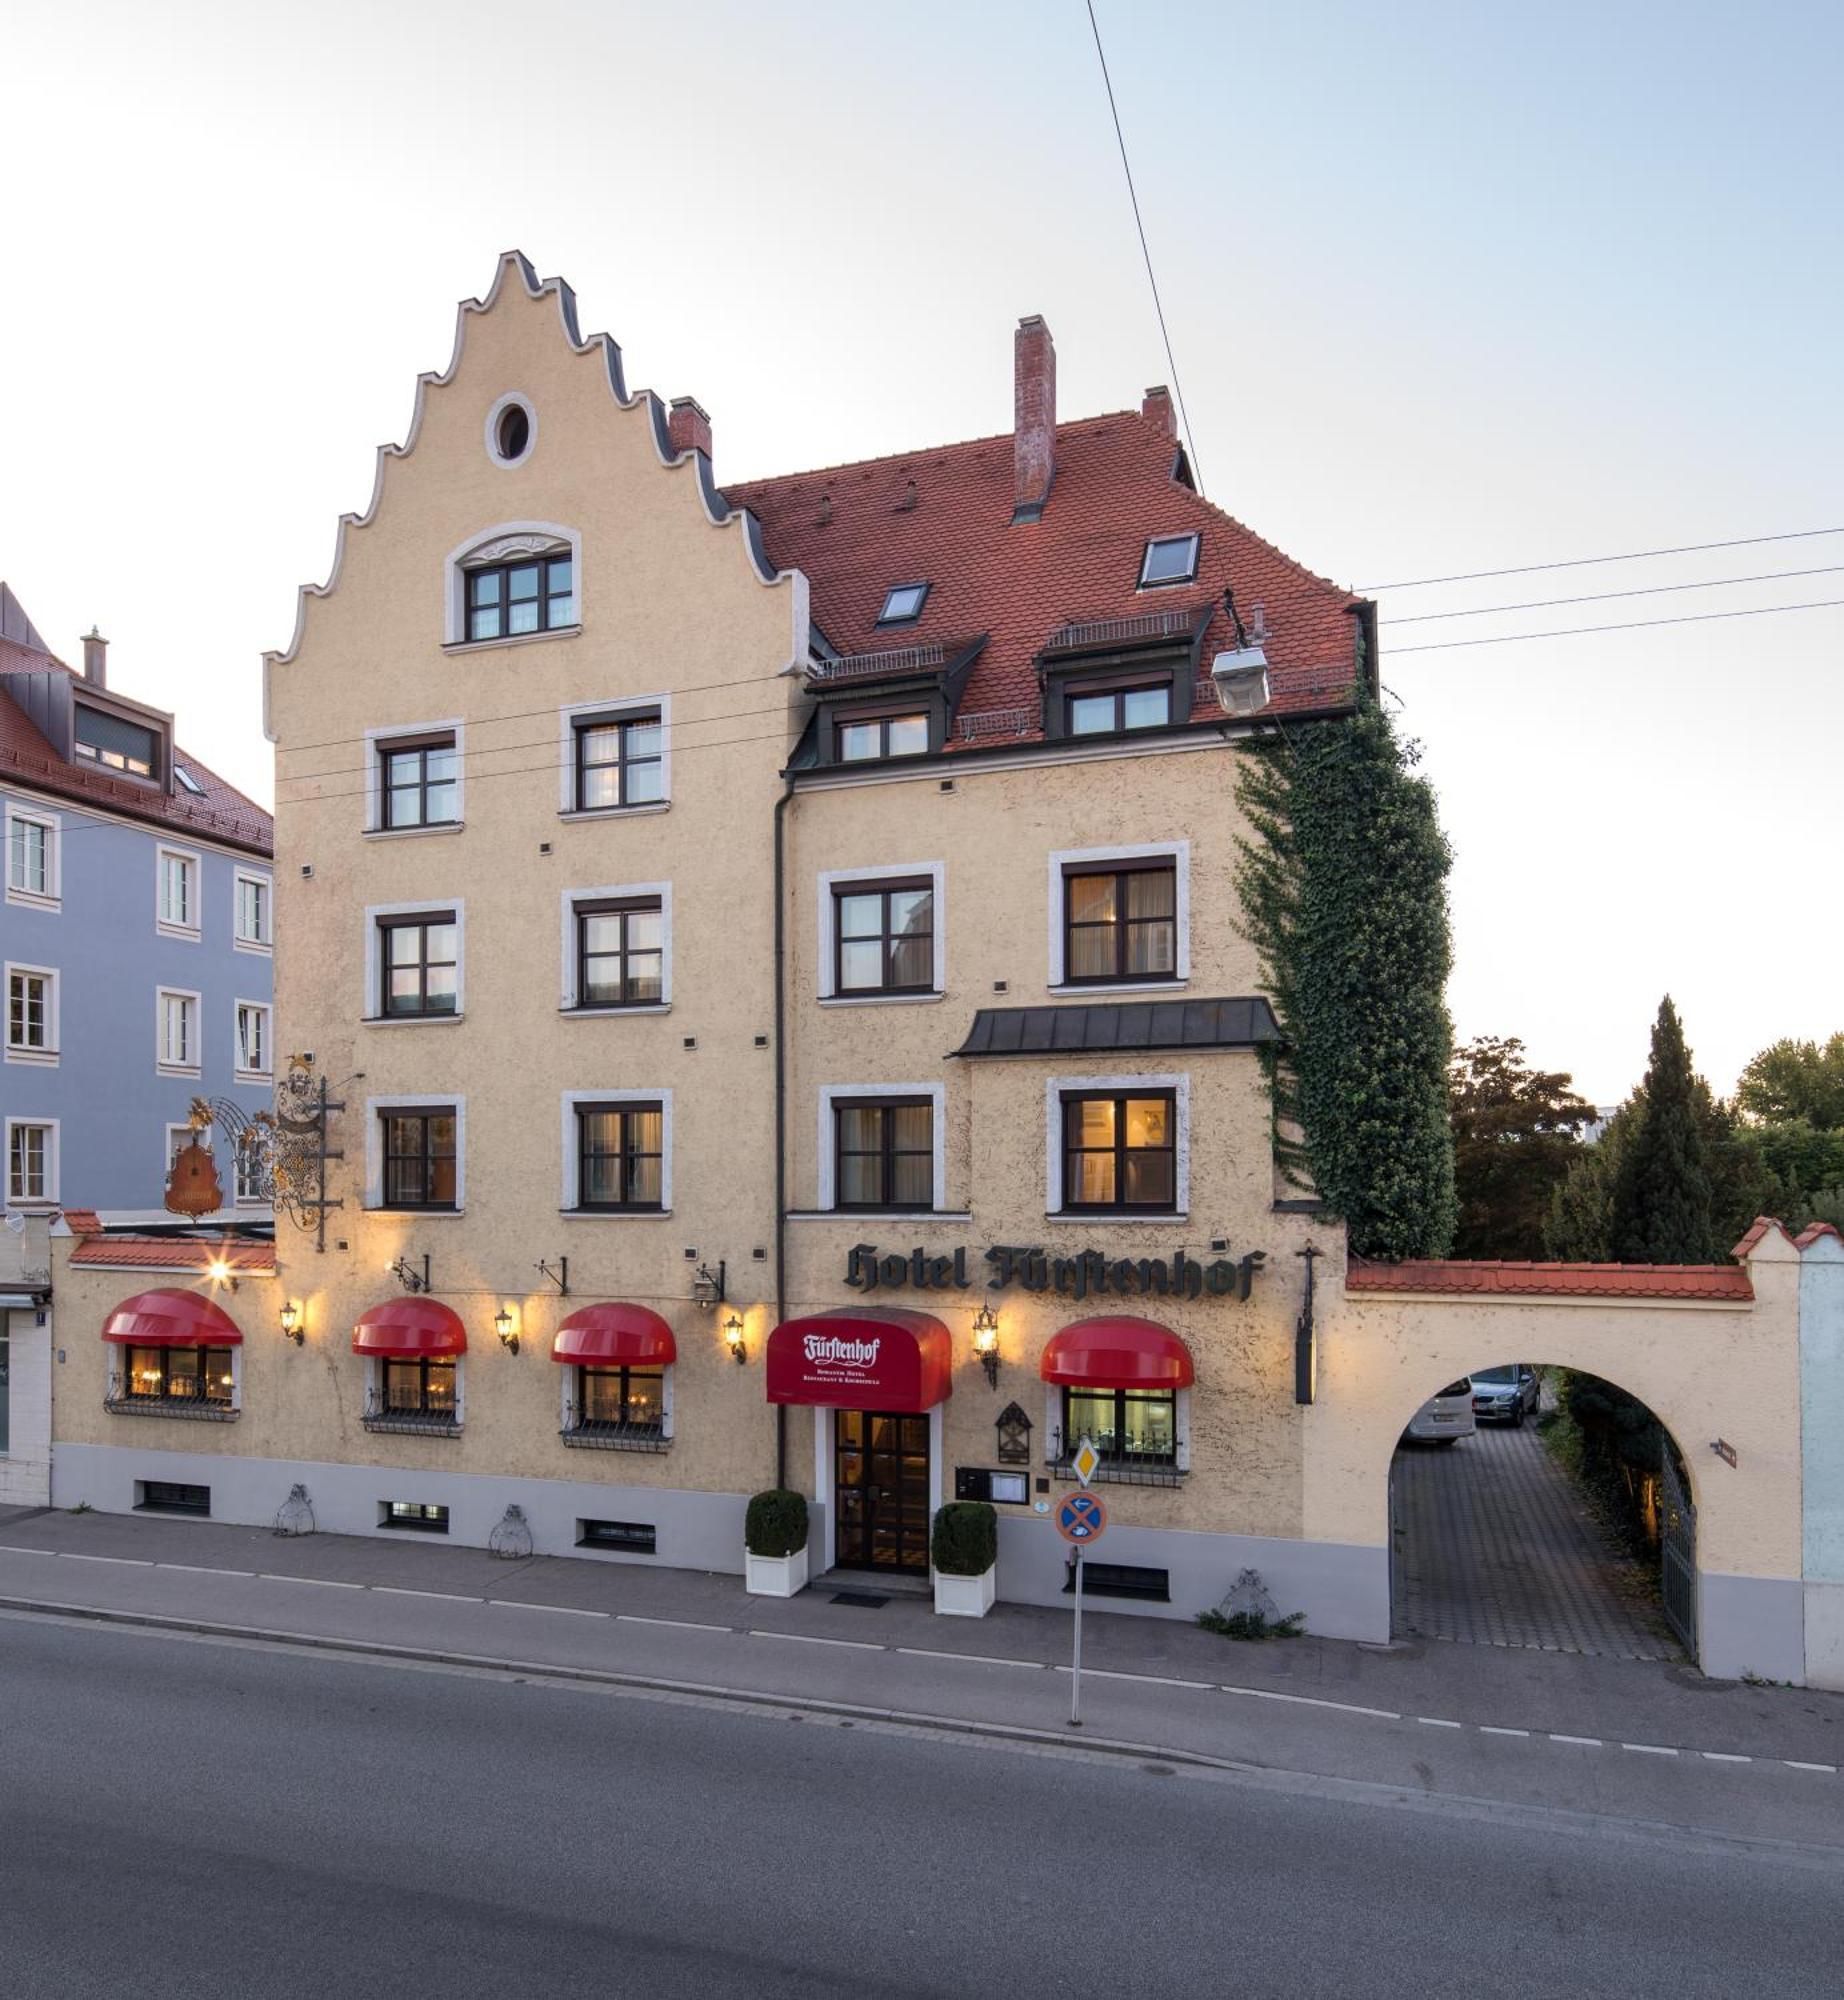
0;634;272;858
1346;1259;1754;1302
1797;1222;1842;1250
69;1237;275;1275
726;405;1364;744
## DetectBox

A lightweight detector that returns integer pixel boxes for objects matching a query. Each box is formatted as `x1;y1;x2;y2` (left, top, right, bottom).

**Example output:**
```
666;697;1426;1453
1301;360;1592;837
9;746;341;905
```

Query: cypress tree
1609;996;1717;1262
1234;688;1456;1260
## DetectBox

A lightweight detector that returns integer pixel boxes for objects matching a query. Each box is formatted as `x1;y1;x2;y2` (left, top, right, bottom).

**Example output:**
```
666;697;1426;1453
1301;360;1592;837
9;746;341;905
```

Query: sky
2;0;1838;1104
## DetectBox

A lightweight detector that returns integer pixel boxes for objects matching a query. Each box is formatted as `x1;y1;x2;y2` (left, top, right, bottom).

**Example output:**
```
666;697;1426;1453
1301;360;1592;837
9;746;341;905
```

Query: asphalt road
3;1618;1841;2000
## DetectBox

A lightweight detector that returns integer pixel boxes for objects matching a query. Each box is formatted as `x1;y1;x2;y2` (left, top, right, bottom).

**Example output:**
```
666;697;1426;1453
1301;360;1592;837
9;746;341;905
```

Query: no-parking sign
1055;1492;1108;1544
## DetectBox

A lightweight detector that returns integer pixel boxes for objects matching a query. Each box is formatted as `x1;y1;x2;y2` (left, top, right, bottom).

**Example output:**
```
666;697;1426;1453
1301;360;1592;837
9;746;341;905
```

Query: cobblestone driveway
1391;1420;1676;1660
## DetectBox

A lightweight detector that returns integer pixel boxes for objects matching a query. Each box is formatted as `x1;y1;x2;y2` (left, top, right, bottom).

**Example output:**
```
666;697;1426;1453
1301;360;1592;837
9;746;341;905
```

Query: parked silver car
1471;1363;1540;1427
1402;1379;1476;1446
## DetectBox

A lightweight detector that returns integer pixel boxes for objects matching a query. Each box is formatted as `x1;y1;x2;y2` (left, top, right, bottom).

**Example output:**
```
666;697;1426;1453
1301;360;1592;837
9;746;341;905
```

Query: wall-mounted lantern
279;1300;304;1346
971;1303;1001;1389
206;1256;238;1293
494;1306;519;1356
723;1312;747;1364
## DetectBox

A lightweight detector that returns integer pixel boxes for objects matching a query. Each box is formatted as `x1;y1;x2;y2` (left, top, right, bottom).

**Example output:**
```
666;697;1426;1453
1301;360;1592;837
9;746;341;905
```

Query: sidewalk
3;1502;1841;1849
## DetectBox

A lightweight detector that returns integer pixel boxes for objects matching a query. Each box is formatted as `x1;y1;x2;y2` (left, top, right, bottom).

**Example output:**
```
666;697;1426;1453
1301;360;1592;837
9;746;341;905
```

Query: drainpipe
773;771;795;1491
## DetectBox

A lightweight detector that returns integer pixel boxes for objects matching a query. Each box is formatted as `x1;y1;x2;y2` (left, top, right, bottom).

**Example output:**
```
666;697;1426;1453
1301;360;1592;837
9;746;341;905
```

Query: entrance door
835;1410;930;1573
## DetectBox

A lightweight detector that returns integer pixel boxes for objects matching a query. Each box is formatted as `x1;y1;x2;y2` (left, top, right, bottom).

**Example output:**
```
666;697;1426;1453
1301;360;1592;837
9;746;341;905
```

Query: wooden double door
834;1410;930;1573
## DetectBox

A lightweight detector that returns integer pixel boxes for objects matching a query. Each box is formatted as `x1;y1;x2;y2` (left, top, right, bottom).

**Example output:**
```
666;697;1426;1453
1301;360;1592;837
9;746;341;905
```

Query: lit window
1062;1386;1177;1469
877;582;929;625
74;706;159;777
1068;683;1171;735
1138;534;1200;588
175;766;206;795
235;873;272;946
574;1103;665;1212
1062;861;1177;984
1061;1090;1177;1212
117;1344;235;1409
568;1365;666;1441
836;712;929;762
833;1097;933;1211
465;554;575;640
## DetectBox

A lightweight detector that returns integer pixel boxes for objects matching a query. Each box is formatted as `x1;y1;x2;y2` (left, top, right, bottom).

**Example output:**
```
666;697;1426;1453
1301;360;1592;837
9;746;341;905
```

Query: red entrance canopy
352;1298;467;1359
552;1303;677;1368
1040;1316;1194;1390
101;1288;243;1347
766;1307;952;1412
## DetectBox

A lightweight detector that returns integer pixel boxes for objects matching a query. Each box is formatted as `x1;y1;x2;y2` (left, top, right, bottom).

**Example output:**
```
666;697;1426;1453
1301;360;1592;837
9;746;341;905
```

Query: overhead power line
1385;595;1844;655
1361;526;1844;593
1382;563;1844;626
1084;0;1204;496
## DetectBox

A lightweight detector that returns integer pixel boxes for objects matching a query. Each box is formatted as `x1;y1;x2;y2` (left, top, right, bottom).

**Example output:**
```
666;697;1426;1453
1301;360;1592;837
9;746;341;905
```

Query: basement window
876;582;929;626
380;1501;450;1533
136;1480;211;1517
578;1518;657;1554
1138;534;1200;589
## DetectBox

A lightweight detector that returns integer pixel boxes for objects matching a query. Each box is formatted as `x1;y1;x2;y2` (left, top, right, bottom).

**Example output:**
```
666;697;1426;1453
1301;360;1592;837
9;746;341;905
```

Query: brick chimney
668;397;712;461
1012;315;1056;522
1141;385;1175;437
82;626;108;688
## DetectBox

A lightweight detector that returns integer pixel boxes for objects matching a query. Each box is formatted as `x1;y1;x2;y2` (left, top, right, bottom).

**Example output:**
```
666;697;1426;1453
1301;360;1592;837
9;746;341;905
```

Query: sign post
1055;1448;1108;1730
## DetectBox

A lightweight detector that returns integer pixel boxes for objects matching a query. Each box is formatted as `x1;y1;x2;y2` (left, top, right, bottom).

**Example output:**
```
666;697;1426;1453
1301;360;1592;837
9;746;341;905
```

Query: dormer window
877;582;929;626
1069;680;1171;736
466;553;576;641
837;709;929;763
1139;534;1200;588
74;705;159;779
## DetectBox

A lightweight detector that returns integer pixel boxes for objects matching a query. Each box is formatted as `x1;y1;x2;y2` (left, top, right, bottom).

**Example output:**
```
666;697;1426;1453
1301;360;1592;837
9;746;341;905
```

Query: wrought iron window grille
559;1403;670;1453
1048;1451;1183;1490
361;1389;461;1437
104;1374;239;1422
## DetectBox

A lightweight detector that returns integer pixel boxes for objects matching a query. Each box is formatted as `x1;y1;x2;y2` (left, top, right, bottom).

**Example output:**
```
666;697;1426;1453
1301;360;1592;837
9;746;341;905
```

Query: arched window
444;522;582;648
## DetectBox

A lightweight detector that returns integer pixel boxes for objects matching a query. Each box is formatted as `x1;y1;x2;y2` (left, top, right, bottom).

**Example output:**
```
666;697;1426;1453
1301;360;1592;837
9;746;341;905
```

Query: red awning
101;1288;243;1347
1040;1316;1194;1390
352;1298;468;1359
766;1307;952;1412
552;1303;677;1367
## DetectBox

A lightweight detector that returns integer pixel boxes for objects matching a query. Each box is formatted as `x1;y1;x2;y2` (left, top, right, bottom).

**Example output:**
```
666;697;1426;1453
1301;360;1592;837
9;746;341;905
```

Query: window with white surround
558;696;670;815
364;1095;467;1212
156;846;200;938
561;1090;673;1215
5;1119;57;1206
818;1084;947;1214
444;523;581;648
235;1000;271;1080
1047;842;1189;991
234;869;272;950
364;902;464;1021
365;721;464;834
157;988;201;1075
5;964;58;1064
561;883;671;1012
5;802;59;907
817;861;946;1002
1044;1072;1190;1219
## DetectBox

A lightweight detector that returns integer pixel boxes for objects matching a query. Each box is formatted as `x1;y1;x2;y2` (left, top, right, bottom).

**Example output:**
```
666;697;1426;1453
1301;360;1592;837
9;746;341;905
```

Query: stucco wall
1799;1233;1844;1688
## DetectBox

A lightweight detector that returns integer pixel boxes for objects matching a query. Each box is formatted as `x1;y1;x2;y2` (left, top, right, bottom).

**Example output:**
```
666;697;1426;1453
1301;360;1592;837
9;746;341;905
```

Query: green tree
1609;996;1717;1262
1544;1103;1629;1261
1234;688;1456;1260
1736;1034;1844;1128
1449;1035;1595;1258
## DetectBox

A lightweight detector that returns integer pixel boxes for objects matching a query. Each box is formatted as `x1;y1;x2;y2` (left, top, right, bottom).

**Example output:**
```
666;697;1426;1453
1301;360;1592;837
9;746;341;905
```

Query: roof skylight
876;582;929;625
1139;533;1200;588
174;766;206;795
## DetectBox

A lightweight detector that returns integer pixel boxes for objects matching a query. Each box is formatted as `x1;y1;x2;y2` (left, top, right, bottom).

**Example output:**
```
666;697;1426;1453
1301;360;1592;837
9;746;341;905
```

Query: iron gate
1659;1448;1697;1657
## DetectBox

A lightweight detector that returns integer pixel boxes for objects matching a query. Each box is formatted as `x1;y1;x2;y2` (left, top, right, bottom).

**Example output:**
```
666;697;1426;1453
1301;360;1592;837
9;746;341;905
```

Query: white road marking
1701;1752;1752;1764
487;1600;608;1619
260;1574;364;1589
1417;1717;1463;1729
1479;1727;1530;1737
371;1587;482;1604
617;1614;732;1634
1550;1734;1603;1747
59;1553;153;1566
895;1648;1047;1670
1050;1666;1215;1689
157;1563;253;1578
1621;1743;1679;1756
0;1545;57;1556
1222;1686;1401;1720
1784;1760;1838;1774
748;1629;883;1652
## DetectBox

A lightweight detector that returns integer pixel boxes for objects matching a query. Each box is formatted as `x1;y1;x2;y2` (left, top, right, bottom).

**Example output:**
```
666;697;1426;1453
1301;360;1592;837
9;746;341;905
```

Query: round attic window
485;393;536;468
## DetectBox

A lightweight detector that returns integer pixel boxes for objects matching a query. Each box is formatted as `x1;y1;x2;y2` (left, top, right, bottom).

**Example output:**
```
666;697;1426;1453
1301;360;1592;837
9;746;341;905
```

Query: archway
1387;1361;1694;1663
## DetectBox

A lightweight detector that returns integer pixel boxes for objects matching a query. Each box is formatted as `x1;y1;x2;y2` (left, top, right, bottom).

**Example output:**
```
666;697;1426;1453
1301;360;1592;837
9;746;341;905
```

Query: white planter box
933;1565;997;1618
745;1546;809;1597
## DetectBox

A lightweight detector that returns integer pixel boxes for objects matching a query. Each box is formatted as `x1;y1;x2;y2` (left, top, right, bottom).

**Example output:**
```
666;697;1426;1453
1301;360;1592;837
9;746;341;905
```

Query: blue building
1;583;274;1218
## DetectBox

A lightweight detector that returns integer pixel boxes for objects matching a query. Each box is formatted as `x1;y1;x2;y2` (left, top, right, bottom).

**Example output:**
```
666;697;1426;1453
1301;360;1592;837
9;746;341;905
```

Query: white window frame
561;1088;673;1216
363;899;465;1023
1047;840;1190;992
817;860;946;1003
484;391;538;469
1044;1071;1191;1220
557;694;672;817
156;987;202;1077
1138;532;1201;589
234;998;272;1082
1043;1384;1191;1474
155;844;202;941
558;1353;675;1441
164;1121;212;1185
4;800;60;909
4;961;59;1066
364;719;466;837
560;882;672;1012
444;521;581;649
233;867;274;952
5;1117;59;1208
817;1082;948;1215
234;1128;267;1205
364;1094;467;1212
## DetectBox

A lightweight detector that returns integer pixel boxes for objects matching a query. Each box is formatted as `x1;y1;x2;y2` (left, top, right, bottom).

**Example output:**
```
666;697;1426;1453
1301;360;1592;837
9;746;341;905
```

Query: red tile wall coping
1345;1260;1755;1302
68;1238;276;1275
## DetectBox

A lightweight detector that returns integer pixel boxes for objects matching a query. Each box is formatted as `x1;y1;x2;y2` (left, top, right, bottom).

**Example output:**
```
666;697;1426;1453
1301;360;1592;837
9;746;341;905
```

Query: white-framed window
561;1089;673;1215
559;1351;675;1444
156;987;201;1075
4;963;58;1065
1047;841;1189;991
1043;1383;1191;1476
817;860;946;1002
1044;1072;1191;1219
234;1125;269;1204
365;720;465;835
560;882;672;1012
558;695;671;816
4;800;60;908
235;999;272;1080
234;869;273;950
166;1121;211;1171
364;1095;467;1212
818;1083;947;1215
5;1118;58;1207
364;900;465;1022
443;522;581;648
156;845;201;939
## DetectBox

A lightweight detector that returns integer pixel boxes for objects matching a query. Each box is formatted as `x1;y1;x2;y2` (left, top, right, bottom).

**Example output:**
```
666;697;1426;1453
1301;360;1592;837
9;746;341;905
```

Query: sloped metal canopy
952;996;1280;1059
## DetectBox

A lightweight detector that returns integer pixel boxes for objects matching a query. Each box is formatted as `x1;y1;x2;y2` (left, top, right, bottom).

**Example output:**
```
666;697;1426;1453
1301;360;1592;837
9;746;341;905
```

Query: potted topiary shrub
930;1500;998;1617
744;1488;810;1597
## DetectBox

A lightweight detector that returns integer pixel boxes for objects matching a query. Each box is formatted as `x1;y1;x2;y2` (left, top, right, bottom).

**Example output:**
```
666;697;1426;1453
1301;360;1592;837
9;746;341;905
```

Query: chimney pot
1142;385;1176;437
1012;315;1057;522
667;397;712;461
82;627;108;688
